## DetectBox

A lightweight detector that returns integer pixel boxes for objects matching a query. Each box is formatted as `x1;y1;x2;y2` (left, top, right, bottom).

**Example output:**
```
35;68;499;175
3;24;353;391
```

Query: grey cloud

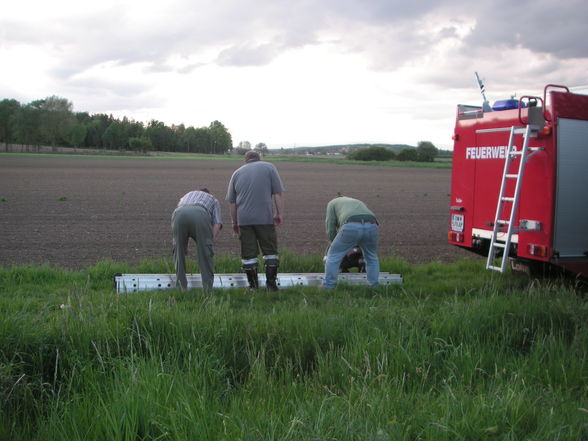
462;0;588;58
319;0;588;68
2;0;587;80
79;93;159;113
0;1;466;74
67;77;150;98
62;76;162;116
147;61;210;74
2;3;237;76
217;42;282;66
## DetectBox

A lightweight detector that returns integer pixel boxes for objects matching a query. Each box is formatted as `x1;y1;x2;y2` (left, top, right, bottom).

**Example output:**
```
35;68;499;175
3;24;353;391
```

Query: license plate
451;214;464;232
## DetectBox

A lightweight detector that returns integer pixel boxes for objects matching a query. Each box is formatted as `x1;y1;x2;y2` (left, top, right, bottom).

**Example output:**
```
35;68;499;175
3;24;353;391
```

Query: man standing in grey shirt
226;150;285;291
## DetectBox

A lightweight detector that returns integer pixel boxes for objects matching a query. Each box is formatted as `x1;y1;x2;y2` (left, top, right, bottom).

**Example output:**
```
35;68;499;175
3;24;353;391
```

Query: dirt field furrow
0;156;475;269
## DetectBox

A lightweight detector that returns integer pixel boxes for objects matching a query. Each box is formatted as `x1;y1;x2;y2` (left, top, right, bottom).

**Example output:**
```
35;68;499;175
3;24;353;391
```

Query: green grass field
1;254;586;440
0;151;452;169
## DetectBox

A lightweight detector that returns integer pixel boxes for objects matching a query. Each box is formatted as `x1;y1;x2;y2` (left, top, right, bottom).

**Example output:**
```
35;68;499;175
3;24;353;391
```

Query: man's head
339;247;366;273
200;188;210;193
244;150;261;162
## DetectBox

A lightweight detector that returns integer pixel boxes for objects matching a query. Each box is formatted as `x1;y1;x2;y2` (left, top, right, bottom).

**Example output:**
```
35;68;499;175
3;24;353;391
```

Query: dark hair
244;150;260;162
199;188;210;193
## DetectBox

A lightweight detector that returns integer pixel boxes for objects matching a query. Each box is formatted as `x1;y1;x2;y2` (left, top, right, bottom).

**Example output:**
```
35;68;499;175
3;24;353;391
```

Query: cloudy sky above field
1;0;587;149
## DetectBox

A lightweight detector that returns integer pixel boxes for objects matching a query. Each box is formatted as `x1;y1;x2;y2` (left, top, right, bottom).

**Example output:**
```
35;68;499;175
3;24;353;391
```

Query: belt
346;219;377;224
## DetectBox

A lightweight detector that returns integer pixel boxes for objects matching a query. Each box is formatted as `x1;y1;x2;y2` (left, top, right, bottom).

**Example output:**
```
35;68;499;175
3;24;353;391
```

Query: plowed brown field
0;155;474;269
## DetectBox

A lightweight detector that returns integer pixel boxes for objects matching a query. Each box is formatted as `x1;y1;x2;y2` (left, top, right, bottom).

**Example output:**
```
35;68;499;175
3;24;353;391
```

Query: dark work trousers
171;205;214;292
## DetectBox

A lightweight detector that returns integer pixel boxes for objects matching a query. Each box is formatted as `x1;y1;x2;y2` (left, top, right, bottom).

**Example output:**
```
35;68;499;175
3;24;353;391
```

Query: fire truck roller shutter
553;118;588;258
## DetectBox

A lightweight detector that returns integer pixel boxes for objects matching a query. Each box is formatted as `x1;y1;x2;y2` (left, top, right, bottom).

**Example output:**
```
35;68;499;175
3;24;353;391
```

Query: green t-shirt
325;197;376;241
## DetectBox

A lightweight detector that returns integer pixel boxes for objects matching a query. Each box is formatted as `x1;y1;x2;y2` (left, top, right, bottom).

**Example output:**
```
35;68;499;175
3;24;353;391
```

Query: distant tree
32;96;74;146
74;111;92;124
347;146;395;161
255;142;268;156
129;136;153;153
180;126;197;153
208;120;232;153
102;120;127;149
416;141;438;162
85;115;110;148
0;99;20;146
12;104;42;147
66;122;87;148
172;124;185;136
194;127;211;153
173;124;188;152
238;141;251;150
397;148;418;161
117;117;144;149
180;126;210;153
146;120;174;151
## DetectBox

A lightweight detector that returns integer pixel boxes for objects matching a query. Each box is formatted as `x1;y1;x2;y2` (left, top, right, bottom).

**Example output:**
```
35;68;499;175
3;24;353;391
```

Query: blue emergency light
492;99;526;111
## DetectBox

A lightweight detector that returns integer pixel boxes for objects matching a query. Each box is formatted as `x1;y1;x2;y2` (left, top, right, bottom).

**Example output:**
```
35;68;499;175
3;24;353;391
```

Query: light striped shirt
177;191;222;225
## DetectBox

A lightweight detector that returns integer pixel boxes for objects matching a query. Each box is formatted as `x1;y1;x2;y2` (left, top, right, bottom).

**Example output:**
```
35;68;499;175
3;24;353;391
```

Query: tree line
0;96;233;154
347;142;439;162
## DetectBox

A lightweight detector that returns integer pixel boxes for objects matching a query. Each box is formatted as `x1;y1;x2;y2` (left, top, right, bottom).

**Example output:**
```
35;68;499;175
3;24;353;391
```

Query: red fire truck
448;82;588;277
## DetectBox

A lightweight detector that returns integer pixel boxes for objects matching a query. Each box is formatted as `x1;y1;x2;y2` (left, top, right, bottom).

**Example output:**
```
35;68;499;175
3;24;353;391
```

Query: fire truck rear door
553;118;588;258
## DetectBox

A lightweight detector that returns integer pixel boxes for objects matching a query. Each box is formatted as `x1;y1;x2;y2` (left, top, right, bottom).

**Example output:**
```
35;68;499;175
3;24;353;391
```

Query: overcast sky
2;0;587;149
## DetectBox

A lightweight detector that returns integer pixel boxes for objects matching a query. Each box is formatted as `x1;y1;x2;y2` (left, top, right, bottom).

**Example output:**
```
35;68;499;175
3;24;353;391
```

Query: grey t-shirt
226;160;285;225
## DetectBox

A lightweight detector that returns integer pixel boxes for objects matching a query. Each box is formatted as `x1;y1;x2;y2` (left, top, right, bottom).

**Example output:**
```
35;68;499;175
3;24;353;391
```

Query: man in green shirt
323;196;380;288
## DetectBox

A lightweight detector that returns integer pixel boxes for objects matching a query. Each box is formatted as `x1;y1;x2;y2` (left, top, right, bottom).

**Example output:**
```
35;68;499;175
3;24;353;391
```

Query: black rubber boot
243;266;259;289
265;263;279;292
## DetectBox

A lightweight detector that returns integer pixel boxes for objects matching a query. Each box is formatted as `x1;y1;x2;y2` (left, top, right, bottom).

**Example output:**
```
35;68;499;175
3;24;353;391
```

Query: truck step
487;265;504;272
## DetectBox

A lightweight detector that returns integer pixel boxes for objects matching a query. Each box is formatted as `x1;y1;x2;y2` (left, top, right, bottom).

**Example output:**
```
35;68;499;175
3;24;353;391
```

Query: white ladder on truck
477;124;540;272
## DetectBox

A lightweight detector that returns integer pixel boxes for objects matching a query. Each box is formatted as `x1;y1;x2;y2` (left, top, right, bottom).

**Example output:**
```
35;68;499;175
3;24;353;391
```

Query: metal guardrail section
114;272;403;293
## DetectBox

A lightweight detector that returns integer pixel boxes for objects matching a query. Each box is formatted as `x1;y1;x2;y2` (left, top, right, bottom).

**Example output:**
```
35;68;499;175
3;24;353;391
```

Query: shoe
243;267;259;289
265;264;279;292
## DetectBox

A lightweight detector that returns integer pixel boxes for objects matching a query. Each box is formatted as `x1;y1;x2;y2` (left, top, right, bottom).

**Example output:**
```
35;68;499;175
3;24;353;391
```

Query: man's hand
229;203;239;235
213;223;222;240
273;193;284;226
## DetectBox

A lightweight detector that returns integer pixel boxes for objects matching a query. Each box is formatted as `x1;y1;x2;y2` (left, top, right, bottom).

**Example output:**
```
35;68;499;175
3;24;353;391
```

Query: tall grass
0;254;586;440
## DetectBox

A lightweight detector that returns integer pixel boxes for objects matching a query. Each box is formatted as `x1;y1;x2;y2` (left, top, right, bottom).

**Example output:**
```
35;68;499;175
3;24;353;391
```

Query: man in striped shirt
172;188;223;292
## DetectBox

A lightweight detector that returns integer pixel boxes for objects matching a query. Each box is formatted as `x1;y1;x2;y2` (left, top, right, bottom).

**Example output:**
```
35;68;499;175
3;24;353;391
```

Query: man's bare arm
273;192;284;226
212;223;222;239
229;202;239;234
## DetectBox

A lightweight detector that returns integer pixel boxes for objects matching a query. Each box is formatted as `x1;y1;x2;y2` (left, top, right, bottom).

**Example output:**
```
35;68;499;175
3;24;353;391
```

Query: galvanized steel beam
114;272;403;294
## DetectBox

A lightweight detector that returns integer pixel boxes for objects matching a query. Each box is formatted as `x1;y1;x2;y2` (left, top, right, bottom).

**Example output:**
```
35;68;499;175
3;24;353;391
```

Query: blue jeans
323;222;380;288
